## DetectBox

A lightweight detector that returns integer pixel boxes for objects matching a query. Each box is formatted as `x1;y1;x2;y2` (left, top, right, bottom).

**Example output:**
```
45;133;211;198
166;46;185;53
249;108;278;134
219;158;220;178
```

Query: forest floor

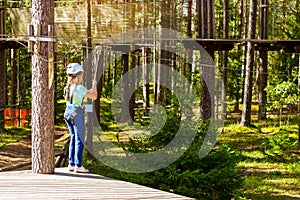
0;127;68;171
1;118;300;200
219;114;300;200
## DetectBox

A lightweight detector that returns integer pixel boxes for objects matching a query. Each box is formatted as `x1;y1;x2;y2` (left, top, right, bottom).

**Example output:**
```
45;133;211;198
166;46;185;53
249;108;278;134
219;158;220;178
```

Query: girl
64;63;97;173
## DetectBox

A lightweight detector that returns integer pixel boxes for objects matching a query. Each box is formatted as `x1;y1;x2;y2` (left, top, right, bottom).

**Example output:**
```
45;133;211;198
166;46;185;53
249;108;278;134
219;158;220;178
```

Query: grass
1;125;68;154
2;98;299;199
0;127;31;148
219;117;300;200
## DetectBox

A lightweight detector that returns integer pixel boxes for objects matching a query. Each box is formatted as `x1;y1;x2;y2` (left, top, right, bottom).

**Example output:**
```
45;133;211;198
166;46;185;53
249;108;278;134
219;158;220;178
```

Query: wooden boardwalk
0;168;193;200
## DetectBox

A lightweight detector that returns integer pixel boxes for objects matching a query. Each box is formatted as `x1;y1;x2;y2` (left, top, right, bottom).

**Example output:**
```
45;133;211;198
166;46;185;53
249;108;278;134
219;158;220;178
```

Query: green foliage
91;106;244;200
226;49;244;102
54;0;78;7
266;81;299;110
145;144;244;200
5;48;32;107
141;120;245;200
265;129;298;159
21;0;31;8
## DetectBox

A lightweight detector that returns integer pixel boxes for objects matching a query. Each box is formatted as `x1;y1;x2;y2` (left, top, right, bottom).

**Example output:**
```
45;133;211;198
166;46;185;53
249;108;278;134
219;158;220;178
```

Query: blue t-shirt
66;84;88;108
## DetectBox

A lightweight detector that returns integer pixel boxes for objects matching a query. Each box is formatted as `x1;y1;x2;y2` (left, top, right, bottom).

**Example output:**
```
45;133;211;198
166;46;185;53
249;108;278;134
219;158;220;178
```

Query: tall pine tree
31;0;55;174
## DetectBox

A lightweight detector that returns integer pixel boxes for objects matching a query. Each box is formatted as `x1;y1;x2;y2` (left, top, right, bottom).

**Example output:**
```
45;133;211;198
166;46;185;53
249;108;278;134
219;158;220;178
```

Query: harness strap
73;95;83;109
70;85;84;109
66;107;82;124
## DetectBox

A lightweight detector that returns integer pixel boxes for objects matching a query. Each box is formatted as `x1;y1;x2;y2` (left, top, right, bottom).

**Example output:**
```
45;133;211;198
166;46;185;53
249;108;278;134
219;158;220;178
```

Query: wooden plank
0;168;194;200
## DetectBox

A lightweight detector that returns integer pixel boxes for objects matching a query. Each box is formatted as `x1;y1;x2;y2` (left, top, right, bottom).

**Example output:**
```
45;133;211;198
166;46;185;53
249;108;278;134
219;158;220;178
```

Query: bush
91;105;244;200
119;118;245;200
265;131;297;159
144;133;244;199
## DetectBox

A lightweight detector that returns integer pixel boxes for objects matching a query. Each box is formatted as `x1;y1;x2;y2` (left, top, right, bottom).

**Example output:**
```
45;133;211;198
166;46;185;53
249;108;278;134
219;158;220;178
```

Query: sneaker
74;166;89;173
68;165;75;171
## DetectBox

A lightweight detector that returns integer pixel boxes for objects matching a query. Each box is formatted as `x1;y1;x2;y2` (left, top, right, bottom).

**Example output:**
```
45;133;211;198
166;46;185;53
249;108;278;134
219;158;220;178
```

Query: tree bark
120;54;130;124
298;53;300;148
129;2;136;122
31;0;55;174
222;0;229;118
0;50;5;130
258;0;269;121
197;0;215;120
241;0;257;126
187;0;192;38
94;49;103;125
10;49;17;106
86;0;93;155
142;1;150;110
129;48;136;122
143;48;151;109
0;0;6;130
239;0;248;111
156;0;171;104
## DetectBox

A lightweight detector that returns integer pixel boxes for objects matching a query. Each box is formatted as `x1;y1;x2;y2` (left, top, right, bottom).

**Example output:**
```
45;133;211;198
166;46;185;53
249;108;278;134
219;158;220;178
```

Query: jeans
64;106;85;167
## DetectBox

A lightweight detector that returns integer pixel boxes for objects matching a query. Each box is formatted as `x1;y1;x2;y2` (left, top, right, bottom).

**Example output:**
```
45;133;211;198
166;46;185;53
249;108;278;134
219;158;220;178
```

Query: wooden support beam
1;39;300;53
0;40;26;49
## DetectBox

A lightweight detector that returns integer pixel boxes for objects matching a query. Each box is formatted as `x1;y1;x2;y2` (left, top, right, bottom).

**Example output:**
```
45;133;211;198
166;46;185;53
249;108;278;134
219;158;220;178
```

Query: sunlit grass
220;115;300;200
0;127;31;148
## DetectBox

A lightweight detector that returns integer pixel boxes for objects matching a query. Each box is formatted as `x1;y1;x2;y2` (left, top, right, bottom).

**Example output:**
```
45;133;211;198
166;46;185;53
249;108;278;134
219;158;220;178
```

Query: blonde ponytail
64;75;75;101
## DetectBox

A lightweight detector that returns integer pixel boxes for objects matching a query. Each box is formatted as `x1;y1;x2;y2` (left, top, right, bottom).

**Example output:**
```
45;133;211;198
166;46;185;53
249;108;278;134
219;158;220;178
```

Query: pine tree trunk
120;54;130;123
197;0;215;120
0;50;5;130
10;49;17;106
94;49;103;124
239;0;248;111
129;2;136;122
187;0;192;37
156;0;171;104
142;48;151;109
298;54;300;148
31;0;55;174
222;0;229;118
241;0;257;126
0;0;6;130
86;0;93;156
129;46;136;123
258;0;269;121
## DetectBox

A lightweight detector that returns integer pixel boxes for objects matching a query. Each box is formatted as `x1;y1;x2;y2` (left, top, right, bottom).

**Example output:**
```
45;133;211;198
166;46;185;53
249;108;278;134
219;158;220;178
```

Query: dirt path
0;128;68;171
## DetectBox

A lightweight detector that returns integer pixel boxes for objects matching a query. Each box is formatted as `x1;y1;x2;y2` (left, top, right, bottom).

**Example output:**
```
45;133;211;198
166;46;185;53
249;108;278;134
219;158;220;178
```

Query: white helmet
66;63;83;75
